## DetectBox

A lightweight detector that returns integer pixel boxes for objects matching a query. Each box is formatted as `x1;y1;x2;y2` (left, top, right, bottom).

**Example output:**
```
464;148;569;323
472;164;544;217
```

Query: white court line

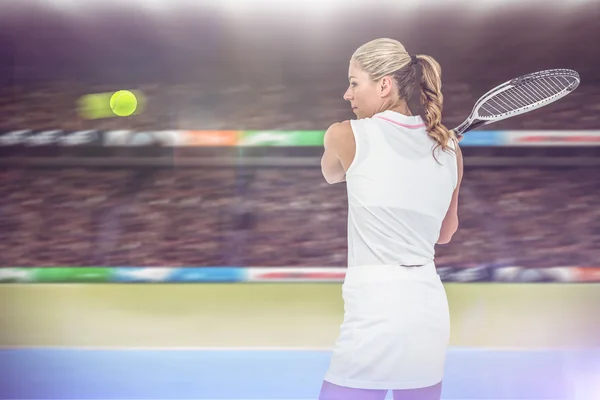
0;345;333;351
0;345;575;351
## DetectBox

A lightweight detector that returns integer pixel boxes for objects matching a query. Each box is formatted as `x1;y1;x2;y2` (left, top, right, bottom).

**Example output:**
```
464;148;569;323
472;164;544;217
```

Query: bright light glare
36;0;597;12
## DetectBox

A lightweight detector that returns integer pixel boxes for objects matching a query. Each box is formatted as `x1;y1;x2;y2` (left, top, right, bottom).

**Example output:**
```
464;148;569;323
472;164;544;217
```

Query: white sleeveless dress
323;110;458;390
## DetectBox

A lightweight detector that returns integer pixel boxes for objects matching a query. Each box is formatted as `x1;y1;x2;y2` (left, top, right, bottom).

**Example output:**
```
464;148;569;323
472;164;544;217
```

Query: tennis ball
110;90;138;117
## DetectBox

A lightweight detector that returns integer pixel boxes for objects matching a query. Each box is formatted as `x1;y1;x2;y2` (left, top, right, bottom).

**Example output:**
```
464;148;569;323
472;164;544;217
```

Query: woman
319;38;463;400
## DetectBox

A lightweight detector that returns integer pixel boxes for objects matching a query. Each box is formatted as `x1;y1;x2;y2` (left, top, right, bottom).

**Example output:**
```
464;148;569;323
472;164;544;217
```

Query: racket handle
453;119;489;136
452;120;470;137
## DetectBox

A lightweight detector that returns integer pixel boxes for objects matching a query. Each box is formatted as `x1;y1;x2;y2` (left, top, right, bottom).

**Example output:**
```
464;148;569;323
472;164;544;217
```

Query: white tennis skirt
323;263;450;390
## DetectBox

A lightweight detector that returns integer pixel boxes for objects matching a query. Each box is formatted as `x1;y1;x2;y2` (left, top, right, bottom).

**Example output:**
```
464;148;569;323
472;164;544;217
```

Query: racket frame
452;69;580;137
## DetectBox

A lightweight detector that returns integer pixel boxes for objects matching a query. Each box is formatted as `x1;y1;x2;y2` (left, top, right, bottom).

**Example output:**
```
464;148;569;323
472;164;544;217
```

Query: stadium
0;0;599;399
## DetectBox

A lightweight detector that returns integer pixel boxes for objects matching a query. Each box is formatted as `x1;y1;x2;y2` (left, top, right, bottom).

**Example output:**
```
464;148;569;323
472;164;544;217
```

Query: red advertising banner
181;130;240;146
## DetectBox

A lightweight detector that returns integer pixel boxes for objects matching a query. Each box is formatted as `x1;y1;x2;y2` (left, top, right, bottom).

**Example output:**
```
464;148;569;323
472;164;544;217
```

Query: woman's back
346;110;458;268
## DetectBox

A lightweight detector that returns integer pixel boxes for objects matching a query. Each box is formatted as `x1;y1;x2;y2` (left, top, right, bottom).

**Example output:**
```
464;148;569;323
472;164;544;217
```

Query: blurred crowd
1;4;599;271
1;166;598;268
0;81;599;132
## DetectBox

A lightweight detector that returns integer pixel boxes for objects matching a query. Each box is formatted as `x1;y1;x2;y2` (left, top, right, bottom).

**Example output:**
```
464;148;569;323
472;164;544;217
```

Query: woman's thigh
318;380;387;400
392;381;442;400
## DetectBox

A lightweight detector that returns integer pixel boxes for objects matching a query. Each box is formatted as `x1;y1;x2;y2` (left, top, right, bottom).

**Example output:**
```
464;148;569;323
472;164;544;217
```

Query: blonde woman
320;38;463;400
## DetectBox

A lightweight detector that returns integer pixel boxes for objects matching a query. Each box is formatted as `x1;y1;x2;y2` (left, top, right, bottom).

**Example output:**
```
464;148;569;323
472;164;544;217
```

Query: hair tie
411;55;418;65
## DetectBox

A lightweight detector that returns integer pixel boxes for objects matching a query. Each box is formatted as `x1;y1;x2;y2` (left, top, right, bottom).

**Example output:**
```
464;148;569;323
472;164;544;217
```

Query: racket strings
479;75;578;118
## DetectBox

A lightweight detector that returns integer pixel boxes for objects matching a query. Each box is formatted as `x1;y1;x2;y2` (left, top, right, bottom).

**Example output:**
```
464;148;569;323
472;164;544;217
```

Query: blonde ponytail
414;54;456;158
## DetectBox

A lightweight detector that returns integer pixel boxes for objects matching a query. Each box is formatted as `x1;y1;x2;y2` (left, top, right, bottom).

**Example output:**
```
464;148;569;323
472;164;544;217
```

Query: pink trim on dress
374;115;426;129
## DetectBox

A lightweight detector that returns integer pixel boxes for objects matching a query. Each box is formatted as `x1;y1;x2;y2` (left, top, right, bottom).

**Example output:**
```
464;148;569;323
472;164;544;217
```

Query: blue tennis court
1;348;599;400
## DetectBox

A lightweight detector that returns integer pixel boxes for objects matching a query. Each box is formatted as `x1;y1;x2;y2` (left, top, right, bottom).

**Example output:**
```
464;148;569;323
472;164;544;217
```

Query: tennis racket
452;69;580;137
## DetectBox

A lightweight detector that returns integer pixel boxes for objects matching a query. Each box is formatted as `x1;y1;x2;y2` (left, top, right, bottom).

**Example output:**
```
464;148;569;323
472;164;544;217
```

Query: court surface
1;284;599;399
1;347;600;399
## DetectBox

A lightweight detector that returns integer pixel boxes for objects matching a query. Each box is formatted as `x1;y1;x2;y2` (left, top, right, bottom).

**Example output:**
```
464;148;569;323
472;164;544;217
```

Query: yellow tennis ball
110;90;138;117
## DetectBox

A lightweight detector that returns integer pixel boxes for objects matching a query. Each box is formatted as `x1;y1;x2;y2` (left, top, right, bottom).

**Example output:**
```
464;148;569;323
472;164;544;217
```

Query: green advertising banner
32;267;112;283
239;130;325;147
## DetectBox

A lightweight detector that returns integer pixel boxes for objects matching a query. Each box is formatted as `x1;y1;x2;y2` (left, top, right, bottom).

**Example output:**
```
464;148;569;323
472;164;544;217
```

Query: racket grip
452;120;470;137
454;119;489;136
